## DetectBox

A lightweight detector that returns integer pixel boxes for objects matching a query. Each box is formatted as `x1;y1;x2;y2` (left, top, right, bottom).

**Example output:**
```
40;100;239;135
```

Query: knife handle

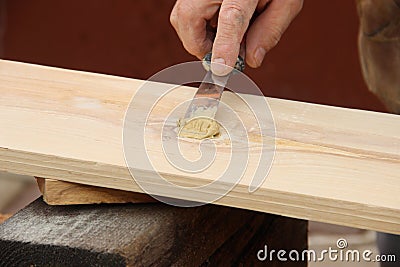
202;52;245;74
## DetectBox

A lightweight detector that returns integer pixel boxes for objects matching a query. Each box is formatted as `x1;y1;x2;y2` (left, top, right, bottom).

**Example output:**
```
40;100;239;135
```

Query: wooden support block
0;199;307;266
35;177;155;205
0;214;11;224
203;215;307;267
0;60;399;234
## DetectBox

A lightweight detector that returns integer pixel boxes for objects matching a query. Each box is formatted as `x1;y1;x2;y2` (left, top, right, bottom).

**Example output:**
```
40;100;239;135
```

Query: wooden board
36;178;155;205
0;198;307;266
0;60;399;234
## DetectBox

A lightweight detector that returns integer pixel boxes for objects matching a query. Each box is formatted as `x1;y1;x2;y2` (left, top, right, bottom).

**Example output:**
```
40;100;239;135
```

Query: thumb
211;0;258;76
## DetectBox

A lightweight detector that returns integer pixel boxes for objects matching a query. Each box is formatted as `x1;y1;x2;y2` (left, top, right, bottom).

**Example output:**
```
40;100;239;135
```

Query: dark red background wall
0;0;386;112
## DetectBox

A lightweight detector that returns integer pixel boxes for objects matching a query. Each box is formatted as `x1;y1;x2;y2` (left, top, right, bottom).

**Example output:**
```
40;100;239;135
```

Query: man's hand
170;0;303;76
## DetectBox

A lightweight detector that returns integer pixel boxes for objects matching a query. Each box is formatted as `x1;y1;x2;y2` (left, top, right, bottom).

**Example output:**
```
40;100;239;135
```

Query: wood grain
36;178;155;205
0;199;305;266
0;60;399;234
202;215;307;267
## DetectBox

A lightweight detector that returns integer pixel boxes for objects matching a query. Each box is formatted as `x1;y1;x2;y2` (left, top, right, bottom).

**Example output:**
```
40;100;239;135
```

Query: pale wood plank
0;60;399;234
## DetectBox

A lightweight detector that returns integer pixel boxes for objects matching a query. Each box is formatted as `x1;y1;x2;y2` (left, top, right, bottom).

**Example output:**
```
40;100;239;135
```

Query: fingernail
255;48;266;67
211;58;230;76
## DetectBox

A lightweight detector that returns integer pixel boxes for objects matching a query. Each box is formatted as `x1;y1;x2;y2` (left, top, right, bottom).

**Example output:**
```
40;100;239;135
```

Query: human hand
170;0;303;76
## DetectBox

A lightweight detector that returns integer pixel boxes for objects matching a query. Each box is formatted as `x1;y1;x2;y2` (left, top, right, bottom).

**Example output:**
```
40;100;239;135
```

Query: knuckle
268;25;283;47
217;4;248;41
220;2;245;26
288;0;304;15
176;1;193;18
217;21;238;39
171;1;193;22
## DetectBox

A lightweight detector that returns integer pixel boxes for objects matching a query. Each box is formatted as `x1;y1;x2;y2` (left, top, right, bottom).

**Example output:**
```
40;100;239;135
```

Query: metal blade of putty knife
183;52;245;122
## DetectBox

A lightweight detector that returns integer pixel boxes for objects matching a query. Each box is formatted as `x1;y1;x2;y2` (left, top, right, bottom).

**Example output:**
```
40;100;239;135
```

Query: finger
246;0;303;68
256;0;272;13
211;0;258;76
170;0;221;59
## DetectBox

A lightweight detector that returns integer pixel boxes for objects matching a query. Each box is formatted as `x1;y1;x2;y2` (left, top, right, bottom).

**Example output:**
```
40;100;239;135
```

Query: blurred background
0;1;386;266
0;0;388;111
